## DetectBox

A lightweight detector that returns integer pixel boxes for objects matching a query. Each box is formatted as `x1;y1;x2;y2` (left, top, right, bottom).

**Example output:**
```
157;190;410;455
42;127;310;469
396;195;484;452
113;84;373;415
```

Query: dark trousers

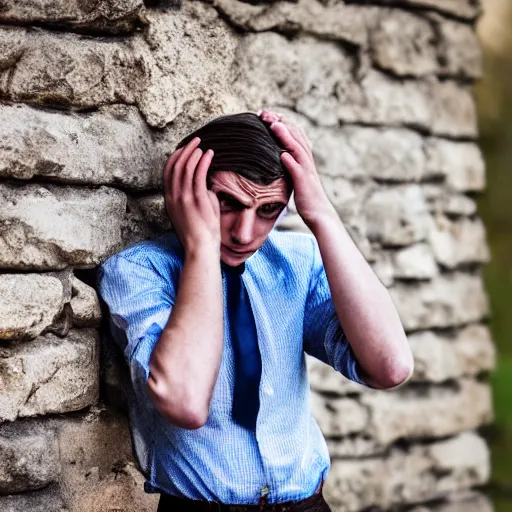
157;490;332;511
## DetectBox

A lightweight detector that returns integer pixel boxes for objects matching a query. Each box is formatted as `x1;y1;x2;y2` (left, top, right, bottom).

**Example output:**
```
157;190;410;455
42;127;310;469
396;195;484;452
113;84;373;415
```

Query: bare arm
147;138;224;429
262;110;413;389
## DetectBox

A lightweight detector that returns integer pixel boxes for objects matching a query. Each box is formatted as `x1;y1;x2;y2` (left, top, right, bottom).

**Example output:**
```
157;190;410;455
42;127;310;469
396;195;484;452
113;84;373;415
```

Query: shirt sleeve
303;237;367;386
97;253;176;400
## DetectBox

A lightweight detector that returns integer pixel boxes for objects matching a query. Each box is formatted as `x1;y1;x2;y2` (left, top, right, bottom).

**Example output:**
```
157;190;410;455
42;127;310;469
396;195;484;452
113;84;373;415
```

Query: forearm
148;247;223;428
309;209;414;389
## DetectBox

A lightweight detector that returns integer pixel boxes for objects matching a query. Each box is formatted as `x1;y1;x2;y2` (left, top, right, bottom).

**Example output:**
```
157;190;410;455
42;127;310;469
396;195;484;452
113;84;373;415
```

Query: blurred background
476;1;512;510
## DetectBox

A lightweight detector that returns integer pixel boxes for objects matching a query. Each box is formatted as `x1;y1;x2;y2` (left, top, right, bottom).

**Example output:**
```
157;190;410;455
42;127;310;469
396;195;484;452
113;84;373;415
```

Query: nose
231;209;255;246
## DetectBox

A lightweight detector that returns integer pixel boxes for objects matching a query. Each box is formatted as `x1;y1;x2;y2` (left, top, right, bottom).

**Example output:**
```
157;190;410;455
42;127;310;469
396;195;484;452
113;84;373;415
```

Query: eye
258;204;283;218
218;193;244;211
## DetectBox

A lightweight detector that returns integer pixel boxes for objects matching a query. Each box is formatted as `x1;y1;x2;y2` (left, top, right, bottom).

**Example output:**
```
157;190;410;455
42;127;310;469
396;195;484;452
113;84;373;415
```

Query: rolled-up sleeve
302;237;367;386
97;254;176;399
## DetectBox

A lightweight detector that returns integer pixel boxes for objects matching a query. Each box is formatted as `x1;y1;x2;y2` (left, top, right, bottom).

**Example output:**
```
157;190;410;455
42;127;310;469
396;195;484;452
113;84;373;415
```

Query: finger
172;137;201;199
270;121;309;164
182;147;203;197
259;109;281;124
280;151;303;180
194;149;214;200
163;147;184;191
207;189;220;218
286;123;313;159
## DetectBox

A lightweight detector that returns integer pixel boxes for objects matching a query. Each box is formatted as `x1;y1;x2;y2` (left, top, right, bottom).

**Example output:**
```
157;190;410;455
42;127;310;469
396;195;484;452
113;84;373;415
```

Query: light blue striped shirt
97;228;366;505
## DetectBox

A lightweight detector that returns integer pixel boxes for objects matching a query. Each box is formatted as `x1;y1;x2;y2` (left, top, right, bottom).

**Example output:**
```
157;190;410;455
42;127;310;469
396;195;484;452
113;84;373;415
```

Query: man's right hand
163;137;221;256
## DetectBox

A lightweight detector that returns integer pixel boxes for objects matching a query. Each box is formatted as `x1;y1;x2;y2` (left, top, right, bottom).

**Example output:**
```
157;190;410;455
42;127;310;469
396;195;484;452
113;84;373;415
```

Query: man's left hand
259;110;336;229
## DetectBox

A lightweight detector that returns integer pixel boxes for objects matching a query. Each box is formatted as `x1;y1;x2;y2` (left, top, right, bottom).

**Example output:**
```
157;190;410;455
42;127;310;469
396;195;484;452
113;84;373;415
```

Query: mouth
223;245;253;256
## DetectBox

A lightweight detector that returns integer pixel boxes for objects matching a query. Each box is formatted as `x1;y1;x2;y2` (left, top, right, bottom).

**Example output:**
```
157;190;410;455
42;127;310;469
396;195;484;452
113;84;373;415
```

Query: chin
221;245;253;266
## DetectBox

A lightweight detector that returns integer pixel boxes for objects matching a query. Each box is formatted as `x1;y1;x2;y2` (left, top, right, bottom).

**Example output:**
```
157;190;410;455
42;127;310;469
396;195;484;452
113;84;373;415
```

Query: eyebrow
217;191;287;209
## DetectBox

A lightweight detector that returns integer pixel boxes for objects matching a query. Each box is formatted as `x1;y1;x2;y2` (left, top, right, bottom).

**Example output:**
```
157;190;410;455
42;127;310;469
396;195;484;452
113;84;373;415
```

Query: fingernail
257;109;262;116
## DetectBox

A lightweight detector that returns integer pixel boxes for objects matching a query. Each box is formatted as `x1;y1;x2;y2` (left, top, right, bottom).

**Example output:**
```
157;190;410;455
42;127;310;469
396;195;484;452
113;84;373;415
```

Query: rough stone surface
0;0;144;33
367;8;438;77
0;4;239;128
429;216;490;269
365;185;433;247
0;104;162;190
372;0;481;20
57;407;158;512
0;273;66;341
236;34;475;134
423;185;478;217
410;491;493;512
409;324;496;382
70;277;102;328
324;432;489;512
0;183;127;270
310;394;369;437
425;139;486;192
362;380;492;446
0;484;67;512
0;421;60;494
434;16;482;78
211;0;368;46
389;273;489;331
0;330;99;422
312;126;425;182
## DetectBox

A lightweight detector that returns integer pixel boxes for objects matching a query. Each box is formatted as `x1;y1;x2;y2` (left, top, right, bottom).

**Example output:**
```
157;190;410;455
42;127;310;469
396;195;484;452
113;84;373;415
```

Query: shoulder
98;231;183;285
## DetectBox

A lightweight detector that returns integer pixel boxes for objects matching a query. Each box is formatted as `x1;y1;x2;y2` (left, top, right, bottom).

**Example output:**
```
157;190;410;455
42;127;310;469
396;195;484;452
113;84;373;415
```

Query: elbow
380;356;414;389
147;379;209;430
364;355;414;390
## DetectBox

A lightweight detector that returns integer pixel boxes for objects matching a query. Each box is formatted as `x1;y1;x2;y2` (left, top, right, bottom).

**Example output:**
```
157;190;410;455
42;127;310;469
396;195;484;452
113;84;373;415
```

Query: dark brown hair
176;112;293;191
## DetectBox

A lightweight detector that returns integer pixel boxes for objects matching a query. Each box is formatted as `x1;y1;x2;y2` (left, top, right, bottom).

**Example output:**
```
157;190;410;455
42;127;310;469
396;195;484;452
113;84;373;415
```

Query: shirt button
263;386;274;396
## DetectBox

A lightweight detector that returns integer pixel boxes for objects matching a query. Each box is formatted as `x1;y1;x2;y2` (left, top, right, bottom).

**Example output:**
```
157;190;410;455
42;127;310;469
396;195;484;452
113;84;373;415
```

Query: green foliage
476;12;512;507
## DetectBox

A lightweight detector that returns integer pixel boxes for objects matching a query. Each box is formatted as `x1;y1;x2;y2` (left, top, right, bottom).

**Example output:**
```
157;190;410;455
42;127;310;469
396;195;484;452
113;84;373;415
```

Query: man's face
209;171;292;266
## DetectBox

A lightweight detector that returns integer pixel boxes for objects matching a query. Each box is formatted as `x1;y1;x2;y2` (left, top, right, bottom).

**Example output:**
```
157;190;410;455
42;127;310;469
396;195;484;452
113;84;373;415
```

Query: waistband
158;480;324;512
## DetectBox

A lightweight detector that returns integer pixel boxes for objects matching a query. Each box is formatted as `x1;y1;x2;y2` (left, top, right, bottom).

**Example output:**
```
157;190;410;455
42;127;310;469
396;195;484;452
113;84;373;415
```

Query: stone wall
0;1;494;511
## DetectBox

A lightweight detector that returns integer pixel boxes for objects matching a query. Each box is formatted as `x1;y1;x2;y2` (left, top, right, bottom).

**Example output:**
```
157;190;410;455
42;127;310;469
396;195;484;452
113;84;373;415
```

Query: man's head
176;113;293;266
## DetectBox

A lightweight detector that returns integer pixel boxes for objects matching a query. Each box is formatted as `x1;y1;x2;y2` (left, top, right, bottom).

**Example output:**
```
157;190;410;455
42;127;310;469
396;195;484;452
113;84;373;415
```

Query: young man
98;111;413;511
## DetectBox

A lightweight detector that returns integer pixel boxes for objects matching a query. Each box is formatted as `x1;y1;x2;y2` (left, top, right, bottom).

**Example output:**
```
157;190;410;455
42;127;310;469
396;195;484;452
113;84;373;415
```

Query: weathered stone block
434;16;482;79
312;126;425;182
370;0;481;20
0;1;144;34
57;407;158;512
365;185;433;247
70;277;102;328
0;26;146;110
423;185;478;217
138;5;239;127
310;394;369;437
409;324;495;382
429;216;490;269
211;0;367;46
325;432;489;511
410;491;493;512
0;104;161;190
0;330;99;422
0;421;60;494
389;273;488;331
367;8;438;77
362;380;492;446
0;183;126;270
0;3;238;128
372;244;438;286
0;484;67;512
424;138;485;191
0;273;66;341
